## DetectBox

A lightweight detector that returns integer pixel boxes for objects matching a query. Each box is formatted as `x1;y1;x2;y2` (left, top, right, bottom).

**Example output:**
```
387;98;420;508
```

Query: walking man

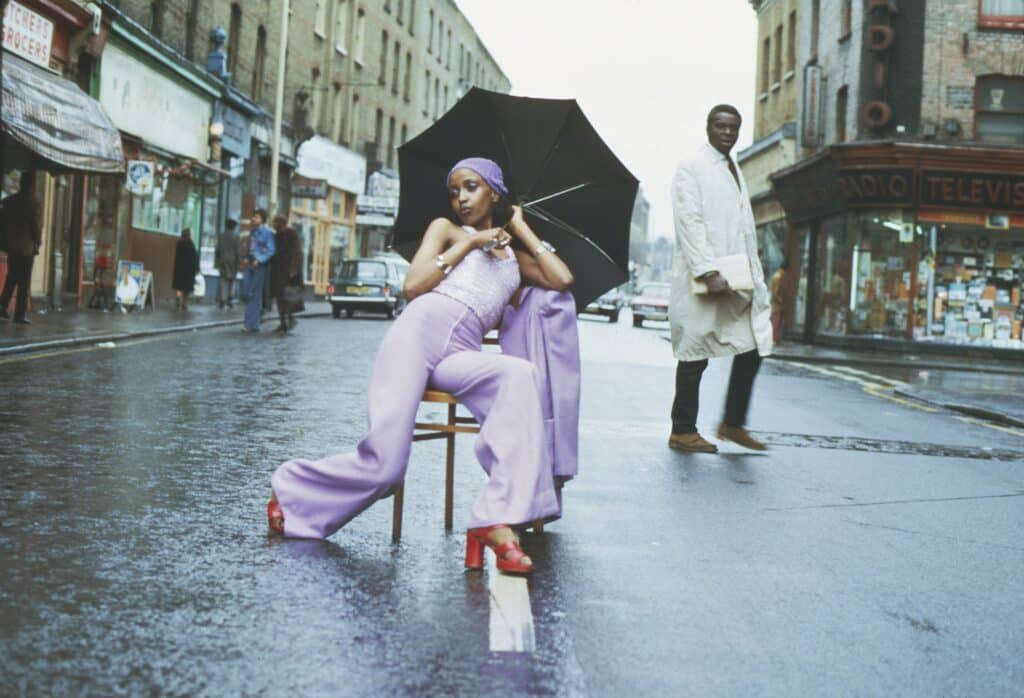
667;105;772;453
0;171;41;324
215;218;241;309
241;209;275;333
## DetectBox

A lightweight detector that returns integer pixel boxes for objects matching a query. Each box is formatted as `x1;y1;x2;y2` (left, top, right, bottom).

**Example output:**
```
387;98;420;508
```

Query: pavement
0;297;334;355
2;309;1022;695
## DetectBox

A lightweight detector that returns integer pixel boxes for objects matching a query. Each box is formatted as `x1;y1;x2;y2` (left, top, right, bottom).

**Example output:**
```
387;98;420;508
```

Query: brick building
748;0;1024;354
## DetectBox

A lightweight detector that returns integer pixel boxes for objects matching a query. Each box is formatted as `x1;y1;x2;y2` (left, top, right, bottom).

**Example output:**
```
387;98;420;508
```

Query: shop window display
927;222;1024;348
817;215;851;335
847;210;916;337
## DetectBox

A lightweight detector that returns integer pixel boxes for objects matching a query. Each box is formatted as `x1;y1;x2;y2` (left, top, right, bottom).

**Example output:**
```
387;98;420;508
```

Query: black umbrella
393;88;639;309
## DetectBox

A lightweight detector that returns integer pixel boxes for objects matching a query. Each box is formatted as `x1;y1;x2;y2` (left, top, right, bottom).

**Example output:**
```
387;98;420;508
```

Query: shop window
928;222;1024;347
253;26;267;101
847;211;917;338
979;0;1024;29
835;86;848;142
228;4;242;76
379;30;388;85
133;190;202;238
818;215;852;336
976;76;1024;145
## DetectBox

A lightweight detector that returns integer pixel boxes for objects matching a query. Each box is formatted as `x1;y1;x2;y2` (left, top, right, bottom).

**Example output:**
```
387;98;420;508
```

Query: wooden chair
391;336;546;542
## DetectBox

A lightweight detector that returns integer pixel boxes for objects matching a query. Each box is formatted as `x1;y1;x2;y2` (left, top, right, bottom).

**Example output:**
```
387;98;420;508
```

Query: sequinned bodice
433;227;520;330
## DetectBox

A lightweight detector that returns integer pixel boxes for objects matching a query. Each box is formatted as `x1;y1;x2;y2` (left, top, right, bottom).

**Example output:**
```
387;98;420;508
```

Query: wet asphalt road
1;309;1022;696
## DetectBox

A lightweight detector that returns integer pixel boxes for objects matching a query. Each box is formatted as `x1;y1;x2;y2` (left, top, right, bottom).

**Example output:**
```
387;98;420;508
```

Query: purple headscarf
446;157;509;197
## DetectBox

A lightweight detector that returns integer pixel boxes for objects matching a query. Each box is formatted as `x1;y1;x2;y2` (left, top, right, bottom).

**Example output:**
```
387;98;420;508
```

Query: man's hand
703;271;731;294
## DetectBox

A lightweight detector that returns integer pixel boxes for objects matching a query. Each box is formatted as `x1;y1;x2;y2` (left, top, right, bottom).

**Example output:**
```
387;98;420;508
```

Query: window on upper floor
150;0;164;39
446;29;452;69
835;86;848;142
404;52;412;100
400;123;408;150
335;0;349;54
349;92;361;146
384;0;391;13
424;69;431;115
840;0;852;40
434;77;441;119
374;109;384;161
810;0;820;61
185;0;200;59
379;31;388;85
976;75;1024;145
228;3;242;76
315;0;327;38
773;25;783;85
253;26;267;100
979;0;1024;28
332;85;345;142
392;42;401;94
786;11;796;74
761;37;771;93
428;9;435;53
355;9;366;64
388;116;397;168
405;0;413;33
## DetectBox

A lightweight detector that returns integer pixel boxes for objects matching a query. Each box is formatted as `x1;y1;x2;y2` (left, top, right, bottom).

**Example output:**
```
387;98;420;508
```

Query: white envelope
690;254;754;294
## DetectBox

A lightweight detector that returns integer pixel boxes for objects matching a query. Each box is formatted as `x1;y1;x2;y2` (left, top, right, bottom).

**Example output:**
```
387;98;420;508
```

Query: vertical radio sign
863;0;899;131
802;64;824;146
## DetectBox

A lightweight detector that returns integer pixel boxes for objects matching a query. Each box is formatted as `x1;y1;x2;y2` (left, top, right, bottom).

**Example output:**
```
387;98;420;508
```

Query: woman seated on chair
268;157;574;575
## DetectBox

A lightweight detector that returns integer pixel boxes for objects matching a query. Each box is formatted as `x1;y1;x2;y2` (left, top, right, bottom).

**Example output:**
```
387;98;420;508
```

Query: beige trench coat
669;143;773;362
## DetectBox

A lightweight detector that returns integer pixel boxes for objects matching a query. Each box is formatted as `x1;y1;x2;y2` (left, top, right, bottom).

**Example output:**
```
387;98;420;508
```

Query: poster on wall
125;161;155;195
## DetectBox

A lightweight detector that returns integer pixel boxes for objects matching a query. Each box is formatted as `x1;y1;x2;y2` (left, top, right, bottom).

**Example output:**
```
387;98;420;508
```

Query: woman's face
448;168;498;229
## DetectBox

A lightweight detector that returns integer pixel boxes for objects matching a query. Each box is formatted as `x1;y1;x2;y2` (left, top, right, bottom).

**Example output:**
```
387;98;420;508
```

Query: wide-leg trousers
271;292;560;539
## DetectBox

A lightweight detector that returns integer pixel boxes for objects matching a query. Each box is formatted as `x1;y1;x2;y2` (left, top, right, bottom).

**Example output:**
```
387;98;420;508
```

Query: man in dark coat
0;171;42;324
269;215;302;333
172;228;200;309
215;218;241;309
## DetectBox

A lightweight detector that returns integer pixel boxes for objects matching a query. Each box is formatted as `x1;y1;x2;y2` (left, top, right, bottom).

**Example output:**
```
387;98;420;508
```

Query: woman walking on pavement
0;171;41;324
269;215;302;333
171;228;200;310
268;158;574;575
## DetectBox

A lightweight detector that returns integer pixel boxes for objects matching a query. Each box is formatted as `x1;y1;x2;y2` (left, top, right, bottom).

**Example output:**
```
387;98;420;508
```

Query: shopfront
771;143;1024;352
96;31;224;305
291;136;366;294
1;0;124;308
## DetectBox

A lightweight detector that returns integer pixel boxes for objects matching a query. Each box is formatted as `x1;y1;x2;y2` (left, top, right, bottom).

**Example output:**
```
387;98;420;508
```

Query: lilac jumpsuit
271;230;561;539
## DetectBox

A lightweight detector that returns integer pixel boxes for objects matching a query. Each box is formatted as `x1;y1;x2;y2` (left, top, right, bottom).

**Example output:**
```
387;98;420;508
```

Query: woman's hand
507;205;526;234
475;227;513;251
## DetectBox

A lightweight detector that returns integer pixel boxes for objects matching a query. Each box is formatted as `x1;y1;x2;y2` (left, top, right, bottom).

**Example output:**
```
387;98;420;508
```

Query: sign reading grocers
2;1;55;70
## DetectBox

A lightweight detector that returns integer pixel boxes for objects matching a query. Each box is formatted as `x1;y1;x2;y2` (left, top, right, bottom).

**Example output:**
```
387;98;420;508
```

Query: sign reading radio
864;0;899;130
921;171;1024;212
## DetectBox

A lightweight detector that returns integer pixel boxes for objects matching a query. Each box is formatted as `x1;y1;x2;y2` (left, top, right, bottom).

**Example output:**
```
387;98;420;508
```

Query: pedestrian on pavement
172;228;200;310
0;171;42;324
268;157;574;576
215;218;241;309
667;105;772;453
269;215;302;333
241;209;275;333
770;259;789;343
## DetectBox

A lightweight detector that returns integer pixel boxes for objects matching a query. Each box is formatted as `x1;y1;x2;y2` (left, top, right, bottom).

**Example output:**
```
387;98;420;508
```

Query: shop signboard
125;160;155;195
801;65;824;147
292;175;328;199
220;105;251;160
99;42;213;161
920;171;1024;212
3;1;54;70
296;136;366;195
367;170;400;198
835;168;915;208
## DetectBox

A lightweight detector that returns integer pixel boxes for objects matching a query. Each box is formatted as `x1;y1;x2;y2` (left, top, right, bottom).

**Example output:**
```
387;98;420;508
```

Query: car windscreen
640;285;670;299
340;261;387;280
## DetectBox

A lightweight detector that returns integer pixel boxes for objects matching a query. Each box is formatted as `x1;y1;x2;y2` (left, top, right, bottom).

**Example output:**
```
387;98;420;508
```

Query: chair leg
392;482;404;543
532;519;544;534
444;403;456;531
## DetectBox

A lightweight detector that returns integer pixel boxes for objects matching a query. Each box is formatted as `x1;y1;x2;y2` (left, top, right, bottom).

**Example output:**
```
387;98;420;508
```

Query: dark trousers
0;255;34;320
671;349;762;434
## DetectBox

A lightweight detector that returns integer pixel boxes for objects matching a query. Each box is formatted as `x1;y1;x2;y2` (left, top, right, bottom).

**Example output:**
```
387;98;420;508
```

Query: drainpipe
269;0;290;216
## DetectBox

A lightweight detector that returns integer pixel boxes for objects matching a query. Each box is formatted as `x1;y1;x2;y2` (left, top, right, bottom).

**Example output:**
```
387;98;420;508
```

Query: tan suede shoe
716;424;768;451
668;432;719;453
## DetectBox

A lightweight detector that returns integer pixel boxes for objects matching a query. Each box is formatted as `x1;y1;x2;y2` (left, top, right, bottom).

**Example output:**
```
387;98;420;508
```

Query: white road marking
956;416;1024;439
487;553;536;653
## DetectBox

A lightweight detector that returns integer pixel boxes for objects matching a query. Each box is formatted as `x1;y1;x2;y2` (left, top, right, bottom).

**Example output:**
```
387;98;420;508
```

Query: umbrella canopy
393;88;638;309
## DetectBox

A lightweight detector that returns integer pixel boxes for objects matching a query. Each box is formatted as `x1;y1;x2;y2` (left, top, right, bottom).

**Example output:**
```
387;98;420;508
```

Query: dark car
582;288;624;322
630;282;671;327
327;258;409;319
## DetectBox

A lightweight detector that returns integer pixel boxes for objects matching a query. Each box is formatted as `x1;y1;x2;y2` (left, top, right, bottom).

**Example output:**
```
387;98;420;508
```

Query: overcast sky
454;0;758;241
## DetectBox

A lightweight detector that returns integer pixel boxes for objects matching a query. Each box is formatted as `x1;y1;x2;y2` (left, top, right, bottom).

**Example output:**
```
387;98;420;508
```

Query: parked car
630;282;671;327
327;257;409;319
582;288;624;322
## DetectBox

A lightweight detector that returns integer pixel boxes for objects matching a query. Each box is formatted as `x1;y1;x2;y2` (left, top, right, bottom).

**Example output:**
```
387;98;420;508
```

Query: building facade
751;0;1024;353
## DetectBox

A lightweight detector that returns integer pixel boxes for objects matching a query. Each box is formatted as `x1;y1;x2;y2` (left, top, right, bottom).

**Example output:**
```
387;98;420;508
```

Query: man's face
707;112;741;155
252;213;263;226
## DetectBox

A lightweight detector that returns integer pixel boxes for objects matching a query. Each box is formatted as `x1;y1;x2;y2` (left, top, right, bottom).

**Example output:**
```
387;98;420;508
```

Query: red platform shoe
465;525;533;575
267;498;284;535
